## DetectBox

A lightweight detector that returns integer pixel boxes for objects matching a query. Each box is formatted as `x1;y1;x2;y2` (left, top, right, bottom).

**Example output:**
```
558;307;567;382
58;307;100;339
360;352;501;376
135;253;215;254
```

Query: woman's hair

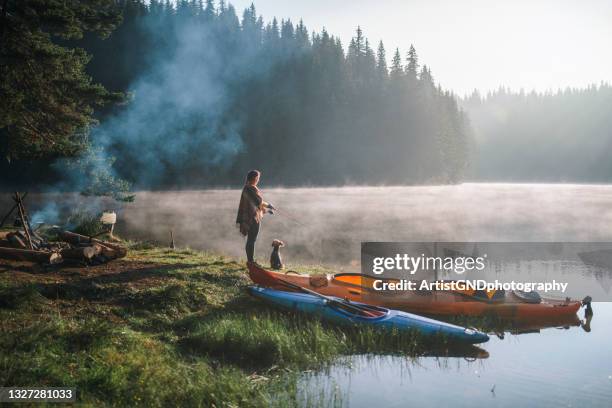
246;169;261;182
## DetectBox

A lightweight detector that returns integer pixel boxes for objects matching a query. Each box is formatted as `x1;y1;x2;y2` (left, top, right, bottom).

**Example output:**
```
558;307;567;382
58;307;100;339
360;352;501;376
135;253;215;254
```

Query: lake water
7;183;612;406
117;183;612;269
297;303;611;408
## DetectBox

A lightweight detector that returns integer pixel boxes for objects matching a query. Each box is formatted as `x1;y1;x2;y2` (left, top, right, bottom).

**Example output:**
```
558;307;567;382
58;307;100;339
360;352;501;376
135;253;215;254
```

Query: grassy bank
0;244;451;407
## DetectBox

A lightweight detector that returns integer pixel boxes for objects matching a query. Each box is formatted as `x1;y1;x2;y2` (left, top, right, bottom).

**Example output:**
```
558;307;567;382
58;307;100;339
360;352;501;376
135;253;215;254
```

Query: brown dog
270;239;285;270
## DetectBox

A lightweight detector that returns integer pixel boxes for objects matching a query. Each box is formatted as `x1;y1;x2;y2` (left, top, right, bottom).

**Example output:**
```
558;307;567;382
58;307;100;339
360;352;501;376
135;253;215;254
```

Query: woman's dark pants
246;221;260;262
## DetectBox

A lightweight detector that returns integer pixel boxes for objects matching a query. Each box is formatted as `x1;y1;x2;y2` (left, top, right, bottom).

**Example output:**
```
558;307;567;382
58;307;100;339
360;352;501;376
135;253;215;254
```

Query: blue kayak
248;286;489;344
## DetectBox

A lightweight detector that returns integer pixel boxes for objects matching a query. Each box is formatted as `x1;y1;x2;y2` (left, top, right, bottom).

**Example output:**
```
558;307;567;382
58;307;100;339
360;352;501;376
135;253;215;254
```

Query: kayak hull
247;263;582;320
247;285;489;344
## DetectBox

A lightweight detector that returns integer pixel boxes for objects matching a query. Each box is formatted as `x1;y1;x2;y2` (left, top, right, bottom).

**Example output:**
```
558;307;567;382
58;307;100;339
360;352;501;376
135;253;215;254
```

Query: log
6;232;27;249
60;245;102;262
72;242;116;259
60;231;127;258
0;247;62;264
101;242;126;257
0;231;15;240
15;230;41;249
98;245;118;259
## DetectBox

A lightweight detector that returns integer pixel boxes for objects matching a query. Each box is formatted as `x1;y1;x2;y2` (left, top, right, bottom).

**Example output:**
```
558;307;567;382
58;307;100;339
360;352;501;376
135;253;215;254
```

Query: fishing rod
272;206;351;248
270;206;308;228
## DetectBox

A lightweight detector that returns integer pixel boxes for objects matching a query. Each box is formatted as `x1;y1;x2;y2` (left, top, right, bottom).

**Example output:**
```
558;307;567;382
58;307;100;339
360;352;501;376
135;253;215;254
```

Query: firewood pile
0;192;127;266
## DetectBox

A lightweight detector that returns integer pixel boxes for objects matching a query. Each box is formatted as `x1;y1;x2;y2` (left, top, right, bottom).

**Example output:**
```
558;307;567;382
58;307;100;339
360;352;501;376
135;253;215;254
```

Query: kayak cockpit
332;273;401;289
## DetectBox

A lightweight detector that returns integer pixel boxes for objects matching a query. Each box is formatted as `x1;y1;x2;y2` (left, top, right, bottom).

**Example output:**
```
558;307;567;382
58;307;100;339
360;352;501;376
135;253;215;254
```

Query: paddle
273;276;381;317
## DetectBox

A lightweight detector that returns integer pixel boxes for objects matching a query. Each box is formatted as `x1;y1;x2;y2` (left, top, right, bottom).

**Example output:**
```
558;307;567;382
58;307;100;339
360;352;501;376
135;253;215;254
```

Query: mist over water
5;183;612;270
110;183;612;269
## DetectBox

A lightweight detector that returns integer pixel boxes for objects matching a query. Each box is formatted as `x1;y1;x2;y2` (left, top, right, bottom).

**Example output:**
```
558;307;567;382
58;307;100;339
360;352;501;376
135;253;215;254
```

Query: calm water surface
298;304;611;408
117;183;612;268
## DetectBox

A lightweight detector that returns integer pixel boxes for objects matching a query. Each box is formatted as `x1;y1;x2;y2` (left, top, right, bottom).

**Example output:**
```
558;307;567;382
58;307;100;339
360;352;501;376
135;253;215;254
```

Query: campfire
0;192;127;265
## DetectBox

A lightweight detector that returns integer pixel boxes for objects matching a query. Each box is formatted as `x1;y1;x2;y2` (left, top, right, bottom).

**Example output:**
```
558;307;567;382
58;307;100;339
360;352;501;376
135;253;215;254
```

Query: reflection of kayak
247;285;489;344
507;312;581;333
247;263;581;319
423;345;489;359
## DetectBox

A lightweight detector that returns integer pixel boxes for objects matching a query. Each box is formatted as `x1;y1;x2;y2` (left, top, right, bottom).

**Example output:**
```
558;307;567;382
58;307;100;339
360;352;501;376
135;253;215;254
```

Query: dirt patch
0;258;181;324
0;259;170;287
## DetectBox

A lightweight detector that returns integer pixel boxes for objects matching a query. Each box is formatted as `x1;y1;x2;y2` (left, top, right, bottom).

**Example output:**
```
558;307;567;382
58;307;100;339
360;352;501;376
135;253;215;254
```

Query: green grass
0;245;452;407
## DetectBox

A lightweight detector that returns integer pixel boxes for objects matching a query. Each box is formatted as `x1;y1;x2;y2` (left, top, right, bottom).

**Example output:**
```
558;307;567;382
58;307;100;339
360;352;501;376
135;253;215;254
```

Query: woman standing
236;170;275;263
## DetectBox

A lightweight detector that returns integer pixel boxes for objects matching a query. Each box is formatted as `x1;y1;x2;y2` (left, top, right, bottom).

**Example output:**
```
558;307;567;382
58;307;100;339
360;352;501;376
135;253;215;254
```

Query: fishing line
273;207;352;249
272;207;308;228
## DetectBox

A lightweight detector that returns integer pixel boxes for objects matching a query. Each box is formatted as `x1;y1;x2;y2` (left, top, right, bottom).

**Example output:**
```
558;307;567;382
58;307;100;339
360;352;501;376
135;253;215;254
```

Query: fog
111;184;612;270
3;183;612;271
462;85;612;183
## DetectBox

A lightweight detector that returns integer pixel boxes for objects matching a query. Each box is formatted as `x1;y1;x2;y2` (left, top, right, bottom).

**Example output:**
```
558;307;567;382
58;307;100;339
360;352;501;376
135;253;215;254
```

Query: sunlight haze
231;0;612;95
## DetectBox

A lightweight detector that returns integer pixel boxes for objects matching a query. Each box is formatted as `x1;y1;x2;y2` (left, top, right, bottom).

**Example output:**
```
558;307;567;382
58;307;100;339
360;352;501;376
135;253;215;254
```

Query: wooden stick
17;193;35;247
0;192;27;228
14;192;34;250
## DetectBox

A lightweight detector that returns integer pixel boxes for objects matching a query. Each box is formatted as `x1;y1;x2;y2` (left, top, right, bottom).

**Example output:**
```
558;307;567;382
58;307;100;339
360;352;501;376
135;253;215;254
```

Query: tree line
1;0;472;192
463;84;612;182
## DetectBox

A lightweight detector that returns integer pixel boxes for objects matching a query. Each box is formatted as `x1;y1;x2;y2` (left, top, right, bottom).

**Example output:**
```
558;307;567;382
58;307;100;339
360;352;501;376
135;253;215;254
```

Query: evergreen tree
295;19;310;48
164;0;173;15
149;0;163;16
354;26;365;55
2;0;474;188
281;19;295;41
263;17;280;45
0;0;122;160
347;38;358;60
406;44;419;79
376;41;388;79
176;0;191;18
241;3;257;30
203;0;215;20
364;39;377;77
390;48;403;79
420;65;433;84
220;4;240;32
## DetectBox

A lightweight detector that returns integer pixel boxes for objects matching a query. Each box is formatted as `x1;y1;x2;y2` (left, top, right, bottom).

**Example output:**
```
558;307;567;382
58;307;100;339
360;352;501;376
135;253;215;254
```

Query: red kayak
247;263;582;320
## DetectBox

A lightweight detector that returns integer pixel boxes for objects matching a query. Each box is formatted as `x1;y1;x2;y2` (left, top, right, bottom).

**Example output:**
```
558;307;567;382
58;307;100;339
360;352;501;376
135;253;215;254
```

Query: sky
230;0;612;96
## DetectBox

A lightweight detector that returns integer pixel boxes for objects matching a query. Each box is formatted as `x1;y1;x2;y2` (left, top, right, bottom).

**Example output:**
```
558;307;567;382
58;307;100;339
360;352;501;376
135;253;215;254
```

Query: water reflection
420;345;489;360
298;304;612;408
